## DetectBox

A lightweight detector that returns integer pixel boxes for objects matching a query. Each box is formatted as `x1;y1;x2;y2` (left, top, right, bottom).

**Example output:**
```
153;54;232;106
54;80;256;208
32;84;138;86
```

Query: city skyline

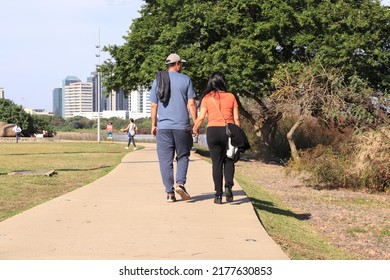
0;0;143;112
51;74;151;120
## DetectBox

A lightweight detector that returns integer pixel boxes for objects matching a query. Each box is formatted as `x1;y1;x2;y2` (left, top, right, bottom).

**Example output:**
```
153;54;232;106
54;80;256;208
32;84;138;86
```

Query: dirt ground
235;160;390;260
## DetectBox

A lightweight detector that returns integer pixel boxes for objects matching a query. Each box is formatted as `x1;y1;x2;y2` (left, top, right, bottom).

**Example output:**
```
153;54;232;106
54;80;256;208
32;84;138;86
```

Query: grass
377;228;390;243
0;141;129;222
235;173;355;260
0;143;373;259
194;148;360;259
347;227;367;237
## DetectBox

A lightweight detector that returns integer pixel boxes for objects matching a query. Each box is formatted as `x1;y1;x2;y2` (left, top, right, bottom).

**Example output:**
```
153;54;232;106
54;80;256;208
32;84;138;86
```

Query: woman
122;118;138;150
193;72;240;204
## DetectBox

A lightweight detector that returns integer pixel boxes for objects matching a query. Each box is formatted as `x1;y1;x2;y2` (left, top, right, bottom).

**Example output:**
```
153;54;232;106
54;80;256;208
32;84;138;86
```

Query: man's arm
151;102;158;136
187;98;197;124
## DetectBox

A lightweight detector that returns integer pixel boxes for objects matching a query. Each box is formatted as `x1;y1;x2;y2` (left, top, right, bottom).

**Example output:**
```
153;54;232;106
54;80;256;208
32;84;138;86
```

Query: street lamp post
96;29;101;143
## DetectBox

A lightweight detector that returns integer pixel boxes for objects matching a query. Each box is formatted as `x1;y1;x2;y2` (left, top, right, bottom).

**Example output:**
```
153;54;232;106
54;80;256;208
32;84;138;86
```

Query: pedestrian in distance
107;122;113;140
121;118;137;150
12;124;22;143
149;53;198;203
192;72;240;204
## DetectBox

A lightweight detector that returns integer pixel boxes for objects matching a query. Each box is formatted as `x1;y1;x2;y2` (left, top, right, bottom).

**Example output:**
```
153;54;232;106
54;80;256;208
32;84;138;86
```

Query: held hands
192;128;199;136
191;129;199;143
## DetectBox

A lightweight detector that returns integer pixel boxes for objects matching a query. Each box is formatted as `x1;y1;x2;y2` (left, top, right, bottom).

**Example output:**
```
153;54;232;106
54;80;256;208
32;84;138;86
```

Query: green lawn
0;142;128;221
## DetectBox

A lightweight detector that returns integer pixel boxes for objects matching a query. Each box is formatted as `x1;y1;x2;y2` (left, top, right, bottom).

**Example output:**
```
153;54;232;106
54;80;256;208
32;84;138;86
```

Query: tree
0;98;34;135
101;0;389;160
31;115;55;135
64;116;95;130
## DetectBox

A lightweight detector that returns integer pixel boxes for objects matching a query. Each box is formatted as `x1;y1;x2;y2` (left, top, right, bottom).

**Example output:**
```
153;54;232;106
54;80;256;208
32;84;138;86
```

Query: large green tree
101;0;389;159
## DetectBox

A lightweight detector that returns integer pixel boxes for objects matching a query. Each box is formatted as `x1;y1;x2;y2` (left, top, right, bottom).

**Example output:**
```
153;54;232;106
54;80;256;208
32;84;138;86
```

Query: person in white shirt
12;124;22;143
122;118;138;150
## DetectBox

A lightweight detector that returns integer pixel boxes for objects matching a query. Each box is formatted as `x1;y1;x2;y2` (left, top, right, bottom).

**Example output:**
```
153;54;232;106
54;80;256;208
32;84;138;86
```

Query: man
149;53;197;202
12;124;22;143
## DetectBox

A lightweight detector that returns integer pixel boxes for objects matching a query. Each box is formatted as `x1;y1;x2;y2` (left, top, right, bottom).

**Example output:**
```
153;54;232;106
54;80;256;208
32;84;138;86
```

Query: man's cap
165;53;186;64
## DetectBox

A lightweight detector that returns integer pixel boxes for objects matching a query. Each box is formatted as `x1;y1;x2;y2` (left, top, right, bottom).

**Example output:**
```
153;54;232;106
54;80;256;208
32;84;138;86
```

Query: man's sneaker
133;147;137;150
175;185;190;200
166;193;176;203
125;147;129;149
225;186;233;202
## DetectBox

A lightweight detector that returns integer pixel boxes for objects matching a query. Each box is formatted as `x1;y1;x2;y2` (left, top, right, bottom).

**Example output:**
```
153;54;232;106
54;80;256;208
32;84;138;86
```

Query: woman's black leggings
206;126;235;197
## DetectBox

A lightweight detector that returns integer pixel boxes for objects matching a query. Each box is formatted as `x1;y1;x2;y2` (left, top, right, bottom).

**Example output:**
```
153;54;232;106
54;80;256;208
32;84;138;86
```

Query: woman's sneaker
214;196;222;204
166;193;176;203
175;185;190;200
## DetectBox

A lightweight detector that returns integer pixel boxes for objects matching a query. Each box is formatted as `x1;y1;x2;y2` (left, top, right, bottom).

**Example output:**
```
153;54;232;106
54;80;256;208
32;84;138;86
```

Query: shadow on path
189;190;250;205
250;198;311;220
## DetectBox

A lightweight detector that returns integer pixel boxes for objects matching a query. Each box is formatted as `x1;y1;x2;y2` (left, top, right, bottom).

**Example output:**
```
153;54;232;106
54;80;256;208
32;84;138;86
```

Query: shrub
289;145;351;188
287;126;390;192
352;126;390;192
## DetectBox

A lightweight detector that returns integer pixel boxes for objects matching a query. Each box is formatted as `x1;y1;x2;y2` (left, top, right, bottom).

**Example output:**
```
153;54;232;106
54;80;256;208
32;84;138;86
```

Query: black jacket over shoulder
227;123;250;162
156;71;170;104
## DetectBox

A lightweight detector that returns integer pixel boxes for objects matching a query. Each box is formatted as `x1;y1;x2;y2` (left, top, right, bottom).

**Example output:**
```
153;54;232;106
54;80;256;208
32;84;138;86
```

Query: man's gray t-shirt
149;71;196;130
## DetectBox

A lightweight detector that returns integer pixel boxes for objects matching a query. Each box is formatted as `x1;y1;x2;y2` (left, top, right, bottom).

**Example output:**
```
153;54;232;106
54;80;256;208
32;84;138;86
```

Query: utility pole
96;28;101;143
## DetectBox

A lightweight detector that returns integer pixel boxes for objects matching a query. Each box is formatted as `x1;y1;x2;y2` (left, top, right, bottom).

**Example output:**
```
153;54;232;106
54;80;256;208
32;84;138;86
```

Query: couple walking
150;53;241;204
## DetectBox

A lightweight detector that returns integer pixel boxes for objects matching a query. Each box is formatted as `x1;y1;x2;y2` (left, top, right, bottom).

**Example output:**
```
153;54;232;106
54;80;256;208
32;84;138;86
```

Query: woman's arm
121;123;131;132
192;107;207;135
233;107;240;127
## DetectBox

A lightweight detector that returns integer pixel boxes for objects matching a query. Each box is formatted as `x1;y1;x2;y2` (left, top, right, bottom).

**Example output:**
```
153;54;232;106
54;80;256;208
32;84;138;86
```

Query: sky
0;0;389;112
0;0;144;112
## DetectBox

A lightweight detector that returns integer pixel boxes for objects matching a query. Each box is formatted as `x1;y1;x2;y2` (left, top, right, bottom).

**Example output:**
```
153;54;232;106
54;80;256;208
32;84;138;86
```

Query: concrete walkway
0;143;289;260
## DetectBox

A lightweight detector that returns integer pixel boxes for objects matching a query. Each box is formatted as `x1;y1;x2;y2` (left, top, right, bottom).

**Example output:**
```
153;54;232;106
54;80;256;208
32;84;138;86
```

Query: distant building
76;110;129;120
128;87;151;116
52;87;62;116
88;73;99;113
24;108;53;116
64;82;93;119
105;89;128;111
59;71;151;120
62;76;81;117
0;87;4;99
73;87;151;120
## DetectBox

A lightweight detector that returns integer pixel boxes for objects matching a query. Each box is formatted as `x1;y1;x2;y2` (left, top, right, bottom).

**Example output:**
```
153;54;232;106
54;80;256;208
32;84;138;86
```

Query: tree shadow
250;197;311;221
194;149;210;158
55;165;112;172
3;151;122;156
0;165;112;175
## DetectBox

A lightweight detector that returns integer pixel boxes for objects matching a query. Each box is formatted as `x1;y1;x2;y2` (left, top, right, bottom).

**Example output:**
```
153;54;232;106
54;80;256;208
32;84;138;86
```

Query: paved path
0;143;289;260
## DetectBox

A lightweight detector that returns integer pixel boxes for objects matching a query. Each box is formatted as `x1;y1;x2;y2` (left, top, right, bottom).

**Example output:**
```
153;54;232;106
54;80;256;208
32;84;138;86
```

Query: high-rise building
88;73;99;113
0;87;5;99
52;88;62;116
62;76;81;117
128;86;151;116
105;89;129;111
64;82;93;119
88;72;110;113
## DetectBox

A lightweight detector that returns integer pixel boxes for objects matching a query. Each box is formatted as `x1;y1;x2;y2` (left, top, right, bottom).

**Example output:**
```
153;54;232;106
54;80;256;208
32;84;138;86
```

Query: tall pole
96;29;101;143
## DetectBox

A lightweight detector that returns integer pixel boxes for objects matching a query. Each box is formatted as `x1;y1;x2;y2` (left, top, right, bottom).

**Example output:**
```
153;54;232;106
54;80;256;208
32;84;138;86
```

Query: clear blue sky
0;0;144;112
0;0;389;112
